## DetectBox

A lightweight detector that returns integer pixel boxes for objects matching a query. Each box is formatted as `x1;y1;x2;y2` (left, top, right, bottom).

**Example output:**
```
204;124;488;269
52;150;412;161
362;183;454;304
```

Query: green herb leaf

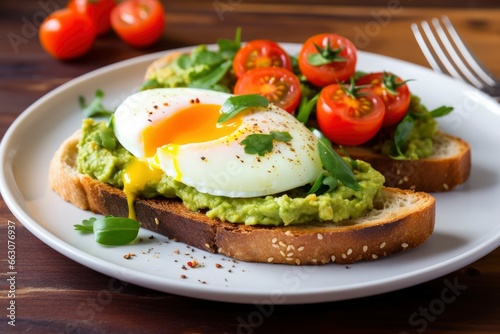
392;114;415;158
190;59;232;89
74;217;96;233
79;89;114;118
74;216;140;245
93;216;140;246
217;26;242;59
218;94;269;123
241;131;292;156
317;137;361;191
339;145;359;170
140;78;161;91
270;131;292;142
296;93;319;124
307;172;339;195
429;105;454;118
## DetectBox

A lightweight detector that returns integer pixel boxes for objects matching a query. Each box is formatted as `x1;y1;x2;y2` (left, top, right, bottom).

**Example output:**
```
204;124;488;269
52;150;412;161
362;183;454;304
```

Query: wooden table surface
1;1;499;333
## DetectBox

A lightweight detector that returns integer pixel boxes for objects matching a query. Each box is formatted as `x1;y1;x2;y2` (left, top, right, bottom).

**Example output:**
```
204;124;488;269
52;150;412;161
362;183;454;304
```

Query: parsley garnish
74;216;140;246
241;131;292;156
218;94;269;123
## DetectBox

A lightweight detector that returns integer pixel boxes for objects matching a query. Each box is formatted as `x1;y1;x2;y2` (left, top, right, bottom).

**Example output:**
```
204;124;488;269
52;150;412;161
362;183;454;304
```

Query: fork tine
411;23;443;73
419;20;465;81
431;17;486;89
440;16;497;87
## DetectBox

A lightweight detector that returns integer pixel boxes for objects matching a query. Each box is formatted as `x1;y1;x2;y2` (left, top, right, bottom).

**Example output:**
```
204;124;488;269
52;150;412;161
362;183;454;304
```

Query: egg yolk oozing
123;157;163;220
122;103;242;219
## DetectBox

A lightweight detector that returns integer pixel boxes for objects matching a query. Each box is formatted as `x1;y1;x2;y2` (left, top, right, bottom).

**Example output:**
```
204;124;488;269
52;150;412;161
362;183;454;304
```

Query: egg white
114;88;323;198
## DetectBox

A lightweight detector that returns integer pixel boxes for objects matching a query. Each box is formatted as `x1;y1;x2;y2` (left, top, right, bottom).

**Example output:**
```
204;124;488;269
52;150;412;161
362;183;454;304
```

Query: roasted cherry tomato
39;8;96;60
298;33;357;87
356;72;411;127
68;0;116;36
233;40;292;78
316;82;385;146
234;67;301;113
110;0;165;48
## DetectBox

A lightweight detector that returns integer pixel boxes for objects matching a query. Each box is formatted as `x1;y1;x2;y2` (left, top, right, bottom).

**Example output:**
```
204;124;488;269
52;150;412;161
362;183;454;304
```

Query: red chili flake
187;260;199;268
215;263;223;269
180;274;187;279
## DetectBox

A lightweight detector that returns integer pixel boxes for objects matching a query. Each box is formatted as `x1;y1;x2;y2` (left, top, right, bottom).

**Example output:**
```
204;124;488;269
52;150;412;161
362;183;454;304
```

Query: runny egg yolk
123;159;163;220
141;103;241;157
122;103;242;219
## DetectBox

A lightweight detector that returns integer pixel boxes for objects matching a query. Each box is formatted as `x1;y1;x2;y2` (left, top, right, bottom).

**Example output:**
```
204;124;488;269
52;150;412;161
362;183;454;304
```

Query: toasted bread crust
344;132;471;192
50;132;436;265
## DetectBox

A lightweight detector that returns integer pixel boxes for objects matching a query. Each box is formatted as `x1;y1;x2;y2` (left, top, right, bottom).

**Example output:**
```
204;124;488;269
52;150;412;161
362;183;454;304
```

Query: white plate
1;44;499;304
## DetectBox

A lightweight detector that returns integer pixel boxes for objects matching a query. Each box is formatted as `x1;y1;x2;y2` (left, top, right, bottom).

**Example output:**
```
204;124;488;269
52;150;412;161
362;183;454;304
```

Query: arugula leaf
241;131;292;156
74;216;140;246
429;105;454;118
307;172;338;195
296;93;319;124
317;138;361;191
79;89;114;118
218;94;269;123
391;114;415;158
217;26;242;60
190;60;232;89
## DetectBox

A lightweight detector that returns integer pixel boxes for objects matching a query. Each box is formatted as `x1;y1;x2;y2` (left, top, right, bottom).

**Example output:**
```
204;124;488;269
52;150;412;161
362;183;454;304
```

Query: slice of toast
343;132;471;192
49;131;435;265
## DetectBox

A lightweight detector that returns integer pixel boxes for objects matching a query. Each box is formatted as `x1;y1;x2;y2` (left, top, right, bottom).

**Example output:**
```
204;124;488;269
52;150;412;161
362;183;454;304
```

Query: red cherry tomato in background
298;33;357;87
67;0;116;35
234;67;302;113
316;83;385;146
356;72;411;127
110;0;165;48
233;40;293;78
39;8;96;60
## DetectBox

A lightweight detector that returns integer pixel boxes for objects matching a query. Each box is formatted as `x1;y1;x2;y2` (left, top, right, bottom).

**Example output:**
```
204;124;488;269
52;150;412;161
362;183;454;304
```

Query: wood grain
0;1;499;333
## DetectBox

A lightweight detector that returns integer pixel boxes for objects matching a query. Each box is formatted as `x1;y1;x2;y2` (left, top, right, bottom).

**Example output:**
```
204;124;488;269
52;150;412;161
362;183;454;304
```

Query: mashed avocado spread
77;119;385;226
377;95;439;159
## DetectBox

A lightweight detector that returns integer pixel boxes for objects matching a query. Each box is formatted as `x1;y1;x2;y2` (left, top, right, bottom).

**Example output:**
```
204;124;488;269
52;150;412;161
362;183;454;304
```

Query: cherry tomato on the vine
68;0;116;36
316;82;385;146
110;0;165;48
39;8;96;60
233;40;293;78
234;67;301;113
356;72;411;127
298;33;357;87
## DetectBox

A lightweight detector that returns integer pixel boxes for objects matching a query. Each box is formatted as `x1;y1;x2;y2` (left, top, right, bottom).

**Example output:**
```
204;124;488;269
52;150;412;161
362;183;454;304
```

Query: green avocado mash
377;95;439;160
77;119;385;226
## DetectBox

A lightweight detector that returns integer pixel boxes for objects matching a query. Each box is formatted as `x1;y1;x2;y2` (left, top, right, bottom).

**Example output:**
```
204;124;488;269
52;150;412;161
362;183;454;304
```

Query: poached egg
113;88;323;201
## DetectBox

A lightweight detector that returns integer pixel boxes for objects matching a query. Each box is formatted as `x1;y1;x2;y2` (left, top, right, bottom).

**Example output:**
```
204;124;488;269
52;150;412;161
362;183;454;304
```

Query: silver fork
411;16;500;99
